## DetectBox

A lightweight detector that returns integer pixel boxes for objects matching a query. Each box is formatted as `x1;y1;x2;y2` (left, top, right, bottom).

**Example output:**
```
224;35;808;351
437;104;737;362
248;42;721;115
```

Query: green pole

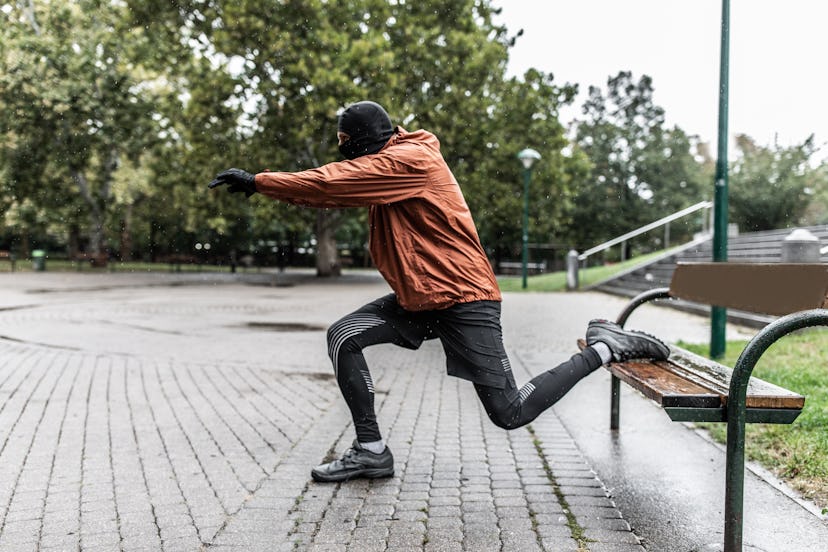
711;0;730;359
517;148;540;289
522;167;530;289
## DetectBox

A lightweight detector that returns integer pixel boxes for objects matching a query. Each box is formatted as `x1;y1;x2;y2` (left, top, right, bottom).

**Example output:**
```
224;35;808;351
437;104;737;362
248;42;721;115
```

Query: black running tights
327;306;603;443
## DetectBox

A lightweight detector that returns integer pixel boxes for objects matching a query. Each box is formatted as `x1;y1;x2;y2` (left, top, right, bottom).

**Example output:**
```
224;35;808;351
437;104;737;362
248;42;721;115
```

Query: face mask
339;139;367;160
338;101;394;160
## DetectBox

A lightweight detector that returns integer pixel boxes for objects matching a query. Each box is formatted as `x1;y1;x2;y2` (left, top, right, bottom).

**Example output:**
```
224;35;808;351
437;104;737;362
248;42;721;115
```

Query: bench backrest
670;262;828;316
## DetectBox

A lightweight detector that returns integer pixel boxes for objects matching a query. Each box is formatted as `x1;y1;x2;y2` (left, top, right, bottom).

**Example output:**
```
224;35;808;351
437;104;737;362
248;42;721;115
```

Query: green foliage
802;164;828;226
681;331;828;509
3;2;825;268
569;71;711;254
0;0;164;256
729;135;822;231
130;0;582;271
461;69;584;264
138;14;709;266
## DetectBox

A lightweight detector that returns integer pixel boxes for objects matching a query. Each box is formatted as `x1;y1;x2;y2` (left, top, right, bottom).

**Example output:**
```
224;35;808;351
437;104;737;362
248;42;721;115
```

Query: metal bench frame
612;286;828;552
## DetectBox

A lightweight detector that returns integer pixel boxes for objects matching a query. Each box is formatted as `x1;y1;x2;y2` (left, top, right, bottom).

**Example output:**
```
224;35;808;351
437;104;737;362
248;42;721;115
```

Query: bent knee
326;318;364;362
485;411;524;431
327;313;385;360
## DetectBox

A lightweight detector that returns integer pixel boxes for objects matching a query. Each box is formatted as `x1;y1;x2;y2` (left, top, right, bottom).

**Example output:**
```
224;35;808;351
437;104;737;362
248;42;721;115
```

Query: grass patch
497;248;674;292
679;330;828;510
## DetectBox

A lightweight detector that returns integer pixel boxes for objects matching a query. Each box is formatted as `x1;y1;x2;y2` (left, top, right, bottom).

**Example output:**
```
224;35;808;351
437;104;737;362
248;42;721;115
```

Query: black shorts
353;294;511;389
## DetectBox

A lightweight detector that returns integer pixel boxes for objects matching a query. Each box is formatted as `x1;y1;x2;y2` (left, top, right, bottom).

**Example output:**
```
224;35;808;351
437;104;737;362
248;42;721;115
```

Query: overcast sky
493;0;828;160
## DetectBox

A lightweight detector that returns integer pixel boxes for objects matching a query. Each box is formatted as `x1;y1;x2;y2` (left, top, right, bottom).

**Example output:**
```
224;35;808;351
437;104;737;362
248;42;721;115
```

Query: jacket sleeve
254;152;429;208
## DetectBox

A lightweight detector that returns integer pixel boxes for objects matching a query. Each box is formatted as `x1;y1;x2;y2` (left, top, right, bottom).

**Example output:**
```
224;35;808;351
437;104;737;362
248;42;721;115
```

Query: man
208;100;669;483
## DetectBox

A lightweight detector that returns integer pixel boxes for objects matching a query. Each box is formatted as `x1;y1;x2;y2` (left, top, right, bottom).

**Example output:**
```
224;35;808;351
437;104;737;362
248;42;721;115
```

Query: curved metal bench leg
611;287;672;431
724;309;828;552
610;375;621;429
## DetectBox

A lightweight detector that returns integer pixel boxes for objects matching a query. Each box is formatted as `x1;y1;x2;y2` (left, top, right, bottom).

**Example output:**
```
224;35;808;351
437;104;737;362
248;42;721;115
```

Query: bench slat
578;338;805;413
608;352;805;411
667;347;805;409
609;360;721;408
670;263;828;316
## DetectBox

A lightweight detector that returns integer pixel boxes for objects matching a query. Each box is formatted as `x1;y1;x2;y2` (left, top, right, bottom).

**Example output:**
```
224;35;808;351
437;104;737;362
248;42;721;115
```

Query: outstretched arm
256;154;428;208
208;153;428;209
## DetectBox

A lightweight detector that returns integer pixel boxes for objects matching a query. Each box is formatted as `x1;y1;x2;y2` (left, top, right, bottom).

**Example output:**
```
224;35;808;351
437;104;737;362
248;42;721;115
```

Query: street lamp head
517;148;541;170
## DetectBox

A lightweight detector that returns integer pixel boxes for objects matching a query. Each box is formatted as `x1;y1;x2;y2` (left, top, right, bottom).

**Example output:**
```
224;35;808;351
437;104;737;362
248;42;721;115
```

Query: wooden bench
498;260;547;275
72;252;109;269
0;250;15;272
580;262;828;552
160;254;199;272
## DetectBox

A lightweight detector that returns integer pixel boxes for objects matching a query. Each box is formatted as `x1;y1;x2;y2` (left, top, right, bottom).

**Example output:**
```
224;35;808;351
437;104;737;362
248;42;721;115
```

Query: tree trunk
73;149;117;260
73;170;106;255
149;218;157;262
87;212;105;256
19;233;31;259
68;224;80;258
314;209;341;277
119;204;133;261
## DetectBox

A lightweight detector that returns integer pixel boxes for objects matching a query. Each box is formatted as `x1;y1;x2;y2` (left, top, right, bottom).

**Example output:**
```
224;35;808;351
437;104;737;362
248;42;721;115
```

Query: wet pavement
0;269;825;551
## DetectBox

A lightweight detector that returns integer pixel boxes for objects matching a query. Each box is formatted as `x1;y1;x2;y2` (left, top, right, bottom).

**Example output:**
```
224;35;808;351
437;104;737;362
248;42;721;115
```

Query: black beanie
337;101;394;159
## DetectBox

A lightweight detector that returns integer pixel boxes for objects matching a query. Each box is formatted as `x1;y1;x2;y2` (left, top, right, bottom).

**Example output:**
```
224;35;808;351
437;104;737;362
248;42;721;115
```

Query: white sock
592;342;614;364
359;440;385;454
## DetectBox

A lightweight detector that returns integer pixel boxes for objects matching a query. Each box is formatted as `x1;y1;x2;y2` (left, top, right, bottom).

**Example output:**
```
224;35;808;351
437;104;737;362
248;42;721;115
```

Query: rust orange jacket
254;128;502;311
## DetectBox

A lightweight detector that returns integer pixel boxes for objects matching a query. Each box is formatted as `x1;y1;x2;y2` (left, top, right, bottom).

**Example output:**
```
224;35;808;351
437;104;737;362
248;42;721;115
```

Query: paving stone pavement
0;270;819;551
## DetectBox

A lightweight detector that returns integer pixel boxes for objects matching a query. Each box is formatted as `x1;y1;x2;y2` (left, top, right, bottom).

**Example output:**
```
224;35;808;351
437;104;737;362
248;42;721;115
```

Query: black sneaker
311;441;394;483
585;319;669;362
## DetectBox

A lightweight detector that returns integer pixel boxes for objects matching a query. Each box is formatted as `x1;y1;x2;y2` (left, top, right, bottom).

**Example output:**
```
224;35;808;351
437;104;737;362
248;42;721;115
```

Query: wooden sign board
670;263;828;316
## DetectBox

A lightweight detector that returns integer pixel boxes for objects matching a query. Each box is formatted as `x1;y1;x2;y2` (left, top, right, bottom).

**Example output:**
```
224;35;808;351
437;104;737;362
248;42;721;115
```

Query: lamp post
711;0;730;361
517;148;541;289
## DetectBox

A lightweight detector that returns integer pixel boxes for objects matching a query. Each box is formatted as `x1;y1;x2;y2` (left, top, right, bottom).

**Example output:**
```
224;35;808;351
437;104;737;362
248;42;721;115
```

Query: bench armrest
616;287;672;327
729;308;828;421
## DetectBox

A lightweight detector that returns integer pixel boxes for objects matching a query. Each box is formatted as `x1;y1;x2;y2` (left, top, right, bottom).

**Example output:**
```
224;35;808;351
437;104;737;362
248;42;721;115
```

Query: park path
0;270;823;551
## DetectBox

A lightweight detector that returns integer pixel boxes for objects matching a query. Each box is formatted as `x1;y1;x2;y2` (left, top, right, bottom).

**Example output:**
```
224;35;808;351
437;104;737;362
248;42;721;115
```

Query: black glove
208;168;257;198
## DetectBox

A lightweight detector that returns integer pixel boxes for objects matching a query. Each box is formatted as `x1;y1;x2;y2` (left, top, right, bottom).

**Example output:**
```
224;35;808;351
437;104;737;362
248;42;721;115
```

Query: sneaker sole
311;467;394;483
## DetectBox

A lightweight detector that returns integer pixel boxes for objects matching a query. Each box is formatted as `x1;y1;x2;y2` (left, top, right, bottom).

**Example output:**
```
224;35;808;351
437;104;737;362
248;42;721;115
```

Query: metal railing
566;200;713;290
577;200;713;263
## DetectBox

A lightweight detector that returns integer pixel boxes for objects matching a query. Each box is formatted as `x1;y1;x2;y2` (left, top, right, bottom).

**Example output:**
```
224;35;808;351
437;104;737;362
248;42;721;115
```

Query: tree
569;71;709;256
0;0;163;259
729;135;821;231
225;0;522;276
801;162;828;226
130;0;581;274
1;0;602;270
457;69;584;265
